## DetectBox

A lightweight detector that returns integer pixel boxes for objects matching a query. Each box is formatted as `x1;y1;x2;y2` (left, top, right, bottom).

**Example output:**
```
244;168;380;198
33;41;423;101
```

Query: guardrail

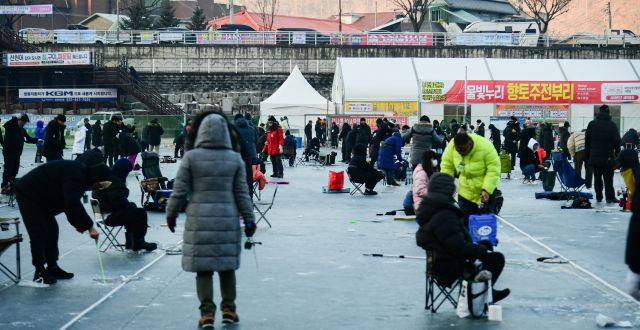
16;29;640;48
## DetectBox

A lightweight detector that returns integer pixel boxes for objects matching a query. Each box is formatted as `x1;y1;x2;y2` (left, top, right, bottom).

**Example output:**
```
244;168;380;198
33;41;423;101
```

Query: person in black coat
586;105;622;203
353;118;372;150
622;129;640;149
92;159;156;252
283;130;297;167
146;119;164;154
540;122;555;158
415;173;510;302
234;114;258;195
488;124;501;153
475;120;485;137
91;120;103;148
83;119;92;151
42;115;67;162
518;124;537;157
338;123;352;163
503;116;521;169
558;121;571;158
2;114;38;192
102;116;123;167
330;122;340;149
619;149;640;300
347;144;383;195
15;161;109;284
369;119;391;166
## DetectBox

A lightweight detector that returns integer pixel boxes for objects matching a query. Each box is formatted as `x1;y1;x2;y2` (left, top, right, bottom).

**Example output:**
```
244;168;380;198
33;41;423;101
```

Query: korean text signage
19;89;117;102
0;5;52;15
332;116;409;130
7;51;92;67
421;80;640;104
495;104;569;123
196;32;276;45
345;101;418;116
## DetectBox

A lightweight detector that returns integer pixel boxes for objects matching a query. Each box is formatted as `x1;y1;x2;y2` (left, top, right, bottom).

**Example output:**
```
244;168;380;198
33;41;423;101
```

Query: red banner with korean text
421;80;640;104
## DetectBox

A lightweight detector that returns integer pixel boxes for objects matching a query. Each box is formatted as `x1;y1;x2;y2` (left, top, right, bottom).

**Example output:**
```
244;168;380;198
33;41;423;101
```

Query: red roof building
208;10;363;33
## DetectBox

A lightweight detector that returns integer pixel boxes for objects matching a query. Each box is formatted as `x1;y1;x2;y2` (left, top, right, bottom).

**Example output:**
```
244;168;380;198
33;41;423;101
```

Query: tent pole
464;65;468;124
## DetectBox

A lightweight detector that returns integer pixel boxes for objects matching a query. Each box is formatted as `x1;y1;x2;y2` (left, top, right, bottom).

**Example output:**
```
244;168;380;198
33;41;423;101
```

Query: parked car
216;24;256;32
276;28;330;45
157;27;197;44
18;28;53;44
563;29;640;46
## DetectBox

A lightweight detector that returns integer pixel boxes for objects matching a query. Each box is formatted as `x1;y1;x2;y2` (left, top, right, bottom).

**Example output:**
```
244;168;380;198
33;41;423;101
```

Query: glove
478;240;494;252
278;145;283;154
166;216;177;233
244;222;256;238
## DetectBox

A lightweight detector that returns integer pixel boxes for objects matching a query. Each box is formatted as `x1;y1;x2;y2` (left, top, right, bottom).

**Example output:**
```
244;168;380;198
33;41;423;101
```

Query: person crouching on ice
166;112;256;329
15;161;110;285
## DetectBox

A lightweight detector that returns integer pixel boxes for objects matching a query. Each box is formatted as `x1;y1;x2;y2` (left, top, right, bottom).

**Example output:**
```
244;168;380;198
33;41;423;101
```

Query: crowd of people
2;106;640;327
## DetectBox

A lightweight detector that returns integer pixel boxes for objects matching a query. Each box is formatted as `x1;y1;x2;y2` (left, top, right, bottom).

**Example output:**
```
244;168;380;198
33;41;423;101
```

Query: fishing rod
363;253;425;260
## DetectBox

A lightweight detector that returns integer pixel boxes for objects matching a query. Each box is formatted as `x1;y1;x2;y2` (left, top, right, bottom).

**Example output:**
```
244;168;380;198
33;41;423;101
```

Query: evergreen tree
189;5;208;31
120;0;159;30
157;0;180;28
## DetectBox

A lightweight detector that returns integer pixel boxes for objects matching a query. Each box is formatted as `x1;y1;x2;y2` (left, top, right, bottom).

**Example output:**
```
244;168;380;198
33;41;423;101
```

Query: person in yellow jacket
441;132;501;218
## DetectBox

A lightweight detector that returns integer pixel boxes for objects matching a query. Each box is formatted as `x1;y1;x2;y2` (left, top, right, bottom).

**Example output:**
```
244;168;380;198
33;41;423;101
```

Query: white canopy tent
260;66;332;134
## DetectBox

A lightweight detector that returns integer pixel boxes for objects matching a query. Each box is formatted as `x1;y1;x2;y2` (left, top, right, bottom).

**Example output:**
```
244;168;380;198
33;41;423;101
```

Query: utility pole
230;0;235;24
375;1;378;27
607;1;612;29
338;0;342;33
116;0;119;42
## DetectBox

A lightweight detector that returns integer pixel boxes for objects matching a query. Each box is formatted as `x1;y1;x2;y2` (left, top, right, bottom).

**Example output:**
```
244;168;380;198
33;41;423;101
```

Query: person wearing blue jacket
34;120;45;163
377;130;404;186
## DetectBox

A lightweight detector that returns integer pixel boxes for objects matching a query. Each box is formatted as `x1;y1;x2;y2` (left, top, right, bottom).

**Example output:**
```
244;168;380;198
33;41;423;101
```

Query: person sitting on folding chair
14;161;109;285
415;173;510;303
92;159;156;252
348;144;383;196
304;137;321;162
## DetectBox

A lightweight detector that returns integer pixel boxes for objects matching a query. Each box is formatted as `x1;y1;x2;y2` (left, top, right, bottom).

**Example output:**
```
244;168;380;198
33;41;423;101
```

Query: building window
431;9;440;22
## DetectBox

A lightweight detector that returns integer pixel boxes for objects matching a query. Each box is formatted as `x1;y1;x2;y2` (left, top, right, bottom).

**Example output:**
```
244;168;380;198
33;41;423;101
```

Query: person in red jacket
263;116;285;178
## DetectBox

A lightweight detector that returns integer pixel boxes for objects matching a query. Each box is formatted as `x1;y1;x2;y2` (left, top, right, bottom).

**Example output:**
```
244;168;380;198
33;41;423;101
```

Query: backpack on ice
456;280;493;318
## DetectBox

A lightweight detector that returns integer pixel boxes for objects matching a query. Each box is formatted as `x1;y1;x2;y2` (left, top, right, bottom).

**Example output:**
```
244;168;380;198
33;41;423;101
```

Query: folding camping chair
138;152;170;208
552;152;585;197
0;217;22;283
253;184;278;228
346;171;365;196
425;250;462;313
90;199;125;252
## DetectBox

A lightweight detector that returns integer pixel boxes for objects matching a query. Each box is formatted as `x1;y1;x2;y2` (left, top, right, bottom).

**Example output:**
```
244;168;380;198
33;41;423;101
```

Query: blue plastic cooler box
468;214;498;246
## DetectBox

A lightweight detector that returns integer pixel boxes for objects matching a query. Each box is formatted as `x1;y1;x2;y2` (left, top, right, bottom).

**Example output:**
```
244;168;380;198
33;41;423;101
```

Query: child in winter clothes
166;112;256;328
412;150;439;211
283;130;297;167
34;120;45;163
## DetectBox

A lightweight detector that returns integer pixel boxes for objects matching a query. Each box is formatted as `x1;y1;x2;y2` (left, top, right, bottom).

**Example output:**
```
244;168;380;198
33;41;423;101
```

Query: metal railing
16;29;640;48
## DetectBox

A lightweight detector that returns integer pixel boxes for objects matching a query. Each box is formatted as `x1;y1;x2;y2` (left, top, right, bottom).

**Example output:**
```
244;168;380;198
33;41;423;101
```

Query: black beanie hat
427;173;456;202
619;149;639;170
88;164;111;184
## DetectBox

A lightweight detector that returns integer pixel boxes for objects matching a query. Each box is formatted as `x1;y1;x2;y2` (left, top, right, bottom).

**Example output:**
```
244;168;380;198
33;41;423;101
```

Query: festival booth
259;66;333;136
332;58;419;129
332;57;640;134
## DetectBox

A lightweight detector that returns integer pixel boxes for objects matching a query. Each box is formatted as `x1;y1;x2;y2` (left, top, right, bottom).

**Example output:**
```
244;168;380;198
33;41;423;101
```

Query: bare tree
2;0;34;30
515;0;573;34
254;0;278;31
391;0;435;32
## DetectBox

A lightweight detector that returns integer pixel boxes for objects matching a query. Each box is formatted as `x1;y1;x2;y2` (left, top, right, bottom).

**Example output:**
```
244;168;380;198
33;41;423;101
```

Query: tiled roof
208;10;362;33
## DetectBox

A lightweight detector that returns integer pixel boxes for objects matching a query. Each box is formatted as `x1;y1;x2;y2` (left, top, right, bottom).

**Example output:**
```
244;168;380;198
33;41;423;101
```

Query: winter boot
47;264;74;280
198;311;214;329
132;239;157;252
363;189;378;196
222;307;239;324
492;288;511;303
33;268;57;285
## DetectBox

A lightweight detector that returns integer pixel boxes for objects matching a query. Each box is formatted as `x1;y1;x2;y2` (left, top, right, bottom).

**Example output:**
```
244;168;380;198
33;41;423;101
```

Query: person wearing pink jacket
412;150;439;211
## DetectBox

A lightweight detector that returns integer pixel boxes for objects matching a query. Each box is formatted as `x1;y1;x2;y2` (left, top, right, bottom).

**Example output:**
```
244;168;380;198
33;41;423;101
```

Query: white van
460;21;540;46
